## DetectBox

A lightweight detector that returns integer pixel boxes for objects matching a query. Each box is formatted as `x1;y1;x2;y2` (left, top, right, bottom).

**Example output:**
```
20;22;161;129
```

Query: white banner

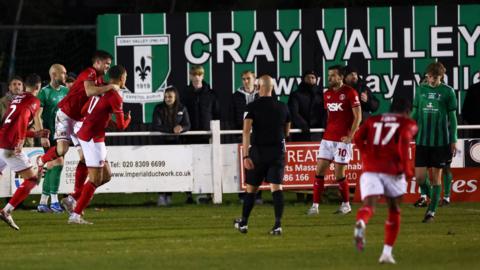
9;145;194;195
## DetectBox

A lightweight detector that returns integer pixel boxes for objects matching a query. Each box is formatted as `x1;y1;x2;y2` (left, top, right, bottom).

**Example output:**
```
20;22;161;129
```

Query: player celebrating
0;74;50;230
36;64;69;213
307;65;362;215
38;51;119;213
68;65;131;225
353;98;418;264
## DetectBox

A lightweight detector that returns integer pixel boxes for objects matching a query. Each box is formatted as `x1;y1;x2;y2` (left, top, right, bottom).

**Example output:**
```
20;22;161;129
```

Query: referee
234;75;291;235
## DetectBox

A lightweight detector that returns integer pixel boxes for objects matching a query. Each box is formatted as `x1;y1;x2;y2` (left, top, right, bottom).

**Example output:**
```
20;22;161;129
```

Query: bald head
49;64;67;86
258;75;274;97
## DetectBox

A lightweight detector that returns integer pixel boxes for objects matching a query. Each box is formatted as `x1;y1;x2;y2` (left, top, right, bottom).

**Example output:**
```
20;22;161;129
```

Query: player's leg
354;172;383;251
270;183;283;235
48;157;64;213
423;167;442;223
70;146;87;200
441;165;453;206
38;162;52;213
333;142;354;214
379;196;402;264
334;163;351;214
309;140;333;214
414;145;431;207
0;150;42;230
234;183;259;233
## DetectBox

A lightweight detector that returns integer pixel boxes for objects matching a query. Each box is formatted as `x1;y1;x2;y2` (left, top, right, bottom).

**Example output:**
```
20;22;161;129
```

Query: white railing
104;121;480;204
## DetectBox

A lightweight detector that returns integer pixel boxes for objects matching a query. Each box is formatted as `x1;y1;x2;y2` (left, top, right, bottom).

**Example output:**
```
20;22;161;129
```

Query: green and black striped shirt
412;83;457;147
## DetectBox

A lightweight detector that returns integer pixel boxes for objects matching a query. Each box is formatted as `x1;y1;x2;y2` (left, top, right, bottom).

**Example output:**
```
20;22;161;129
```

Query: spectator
179;65;219;203
0;76;24;119
180;65;219;144
461;74;480;138
288;70;326;142
343;65;379;122
152;87;191;206
231;70;264;204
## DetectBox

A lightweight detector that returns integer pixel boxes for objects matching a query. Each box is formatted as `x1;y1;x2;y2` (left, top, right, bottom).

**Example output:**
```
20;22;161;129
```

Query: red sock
313;175;324;204
356;205;374;224
337;178;350;203
41;146;59;164
71;161;88;200
385;208;401;246
9;178;37;208
74;181;97;215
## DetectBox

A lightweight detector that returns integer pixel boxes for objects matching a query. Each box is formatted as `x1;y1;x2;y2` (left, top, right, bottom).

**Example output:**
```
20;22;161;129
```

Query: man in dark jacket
462;77;480;138
232;70;258;132
180;65;219;144
288;70;326;141
343;65;379;122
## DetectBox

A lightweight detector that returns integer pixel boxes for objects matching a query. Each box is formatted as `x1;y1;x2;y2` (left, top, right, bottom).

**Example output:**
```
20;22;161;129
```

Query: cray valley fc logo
115;35;171;103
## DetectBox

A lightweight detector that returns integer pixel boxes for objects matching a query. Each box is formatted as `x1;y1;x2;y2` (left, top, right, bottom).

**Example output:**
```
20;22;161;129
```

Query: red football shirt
353;113;418;177
58;67;101;121
0;93;40;149
77;90;124;142
323;85;361;141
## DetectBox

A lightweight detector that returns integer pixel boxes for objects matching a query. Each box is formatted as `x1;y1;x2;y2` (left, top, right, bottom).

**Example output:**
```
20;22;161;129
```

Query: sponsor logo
339;93;346;100
470;143;480;163
452;179;478;193
327;103;343;111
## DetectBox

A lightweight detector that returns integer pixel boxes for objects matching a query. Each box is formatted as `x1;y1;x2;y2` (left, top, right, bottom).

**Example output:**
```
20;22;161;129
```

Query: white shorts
54;110;81;146
318;139;353;164
359;172;407;200
0;148;32;172
79;139;107;167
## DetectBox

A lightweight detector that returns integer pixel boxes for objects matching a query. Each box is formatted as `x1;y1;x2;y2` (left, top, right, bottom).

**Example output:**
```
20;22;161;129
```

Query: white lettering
431;26;454;57
273;30;301;61
376;29;398;59
344;29;371;59
316;29;343;61
458;26;480;57
466;180;478;193
365;75;381;93
383;75;400;99
246;32;274;62
184;33;211;64
216;33;242;63
404;28;426;58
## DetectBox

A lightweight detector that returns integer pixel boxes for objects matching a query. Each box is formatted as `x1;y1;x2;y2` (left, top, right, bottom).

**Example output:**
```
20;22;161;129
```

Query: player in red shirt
0;74;50;230
308;65;362;215
352;98;418;264
68;65;131;225
38;51;120;213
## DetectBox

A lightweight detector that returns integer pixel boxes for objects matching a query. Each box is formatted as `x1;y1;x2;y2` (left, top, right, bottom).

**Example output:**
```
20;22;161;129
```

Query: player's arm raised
84;80;120;97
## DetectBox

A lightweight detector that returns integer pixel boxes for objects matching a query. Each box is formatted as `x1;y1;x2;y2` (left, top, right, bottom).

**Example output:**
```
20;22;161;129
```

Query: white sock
312;203;319;208
342;202;350;207
4;203;14;213
40;194;49;205
444;197;450;202
51;194;59;204
70;213;80;219
382;245;393;256
420;194;427;199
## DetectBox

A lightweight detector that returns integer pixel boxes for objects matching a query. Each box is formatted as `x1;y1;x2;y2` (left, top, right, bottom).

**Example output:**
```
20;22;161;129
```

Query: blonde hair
190;65;205;75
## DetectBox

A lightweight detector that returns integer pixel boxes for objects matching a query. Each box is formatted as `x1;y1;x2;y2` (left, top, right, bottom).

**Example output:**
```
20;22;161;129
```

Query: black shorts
245;145;285;187
415;145;452;168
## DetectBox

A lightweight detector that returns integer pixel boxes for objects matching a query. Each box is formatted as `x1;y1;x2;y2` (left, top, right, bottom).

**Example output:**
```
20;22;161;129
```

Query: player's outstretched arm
84;81;120;97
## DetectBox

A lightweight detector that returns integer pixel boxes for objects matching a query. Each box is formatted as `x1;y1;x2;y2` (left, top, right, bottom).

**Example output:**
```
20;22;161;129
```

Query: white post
210;120;223;204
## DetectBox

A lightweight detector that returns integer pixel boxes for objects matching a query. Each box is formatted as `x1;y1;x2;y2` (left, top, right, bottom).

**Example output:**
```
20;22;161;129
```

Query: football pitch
0;194;479;270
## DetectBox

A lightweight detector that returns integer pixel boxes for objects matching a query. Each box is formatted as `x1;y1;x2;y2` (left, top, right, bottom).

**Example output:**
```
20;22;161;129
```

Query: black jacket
462;82;480;125
151;103;191;144
180;81;219;131
231;88;259;130
288;82;326;138
350;80;379;121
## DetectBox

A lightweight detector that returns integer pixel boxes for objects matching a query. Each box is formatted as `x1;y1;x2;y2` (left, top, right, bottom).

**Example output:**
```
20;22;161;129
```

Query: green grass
0;194;479;270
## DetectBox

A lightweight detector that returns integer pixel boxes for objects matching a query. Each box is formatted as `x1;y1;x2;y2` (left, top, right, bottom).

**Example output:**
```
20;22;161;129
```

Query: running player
353;98;418;264
38;51;119;214
68;65;131;225
307;65;362;215
0;74;51;230
36;64;69;213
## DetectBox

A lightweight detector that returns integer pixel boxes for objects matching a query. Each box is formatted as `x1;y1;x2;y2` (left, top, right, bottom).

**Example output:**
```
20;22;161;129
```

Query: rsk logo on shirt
327;103;343;111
